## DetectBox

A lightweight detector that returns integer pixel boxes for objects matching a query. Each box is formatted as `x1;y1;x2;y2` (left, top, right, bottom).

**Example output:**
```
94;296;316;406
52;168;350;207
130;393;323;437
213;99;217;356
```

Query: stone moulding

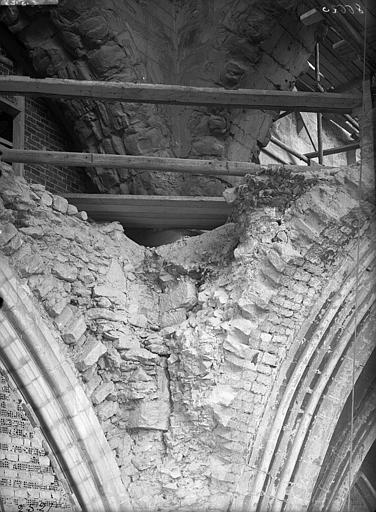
0;255;132;512
238;233;376;511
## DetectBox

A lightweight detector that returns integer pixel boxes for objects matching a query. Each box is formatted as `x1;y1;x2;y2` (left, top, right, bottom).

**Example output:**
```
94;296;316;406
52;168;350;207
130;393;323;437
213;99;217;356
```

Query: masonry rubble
0;161;373;511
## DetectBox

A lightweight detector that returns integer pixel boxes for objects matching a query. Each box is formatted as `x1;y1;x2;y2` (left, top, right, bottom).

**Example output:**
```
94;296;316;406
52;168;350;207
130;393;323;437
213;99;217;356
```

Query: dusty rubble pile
0;162;373;511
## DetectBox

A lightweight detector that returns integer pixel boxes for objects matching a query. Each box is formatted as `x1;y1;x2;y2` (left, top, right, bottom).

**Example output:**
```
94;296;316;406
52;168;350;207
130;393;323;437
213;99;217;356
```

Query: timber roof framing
0;76;360;113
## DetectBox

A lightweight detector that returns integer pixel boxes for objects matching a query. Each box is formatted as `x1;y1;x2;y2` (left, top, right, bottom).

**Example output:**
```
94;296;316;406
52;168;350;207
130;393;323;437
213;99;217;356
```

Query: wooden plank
64;194;232;230
0;76;360;113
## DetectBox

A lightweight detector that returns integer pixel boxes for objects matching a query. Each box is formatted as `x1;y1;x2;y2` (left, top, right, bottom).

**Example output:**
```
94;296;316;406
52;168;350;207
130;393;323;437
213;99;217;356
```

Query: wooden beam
304;141;360;158
64;194;232;230
0;148;257;176
269;136;310;164
0;76;361;113
12;96;25;177
300;8;324;26
0;147;324;177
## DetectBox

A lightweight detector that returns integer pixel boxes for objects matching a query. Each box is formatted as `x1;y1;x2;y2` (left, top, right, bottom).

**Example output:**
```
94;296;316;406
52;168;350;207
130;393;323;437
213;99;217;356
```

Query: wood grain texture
0;76;360;113
64;194;232;229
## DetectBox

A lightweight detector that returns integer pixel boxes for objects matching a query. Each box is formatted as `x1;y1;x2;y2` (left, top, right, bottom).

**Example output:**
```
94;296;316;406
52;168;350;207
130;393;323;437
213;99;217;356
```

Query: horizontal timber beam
305;141;360;159
0;76;361;113
0;147;328;176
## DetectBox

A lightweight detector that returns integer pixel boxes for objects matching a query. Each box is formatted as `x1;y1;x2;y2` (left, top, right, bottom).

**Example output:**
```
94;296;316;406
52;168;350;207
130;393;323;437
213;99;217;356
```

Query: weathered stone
106;259;127;290
52;263;78;282
128;312;148;328
39;191;53;207
67;203;78;215
95;296;112;308
18;253;44;277
127;398;170;431
84;372;102;396
160;278;197;312
44;294;70;318
160;308;187;328
1;233;22;256
52;195;69;214
114;334;141;351
0;223;17;246
93;285;126;299
76;211;88;221
55;305;74;329
230;317;257;336
19;226;44;238
224;332;257;360
121;347;159;364
96;400;118;421
62;314;87;344
92;381;115;405
86;308;126;322
79;338;107;370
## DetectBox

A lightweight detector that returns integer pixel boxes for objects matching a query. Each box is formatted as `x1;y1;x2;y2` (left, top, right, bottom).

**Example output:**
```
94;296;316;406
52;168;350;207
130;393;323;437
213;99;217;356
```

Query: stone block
18;253;44;277
39;191;53;207
122;347;159;364
55;305;74;329
262;352;278;367
85;372;102;397
52;195;69;214
62;314;87;344
0;222;17;246
160;279;197;312
96;400;118;421
114;333;141;351
127;398;170;431
230;317;257;336
160;308;187;328
86;308;125;322
67;203;78;215
93;284;126;299
52;263;78;282
44;294;69;317
92;381;115;405
224;332;257;360
19;226;44;238
78;338;107;370
77;211;88;221
105;259;127;290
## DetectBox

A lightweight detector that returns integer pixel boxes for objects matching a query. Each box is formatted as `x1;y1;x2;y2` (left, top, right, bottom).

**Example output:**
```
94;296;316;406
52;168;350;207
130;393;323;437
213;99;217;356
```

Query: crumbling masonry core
0;159;375;511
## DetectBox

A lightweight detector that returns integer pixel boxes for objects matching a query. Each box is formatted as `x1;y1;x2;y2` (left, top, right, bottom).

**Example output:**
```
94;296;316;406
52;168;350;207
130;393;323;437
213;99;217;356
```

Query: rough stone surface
1;162;375;511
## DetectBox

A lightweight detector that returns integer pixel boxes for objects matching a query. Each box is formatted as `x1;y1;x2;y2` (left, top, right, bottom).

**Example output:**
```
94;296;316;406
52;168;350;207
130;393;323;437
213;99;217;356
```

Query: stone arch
228;180;376;511
308;344;376;512
0;255;132;512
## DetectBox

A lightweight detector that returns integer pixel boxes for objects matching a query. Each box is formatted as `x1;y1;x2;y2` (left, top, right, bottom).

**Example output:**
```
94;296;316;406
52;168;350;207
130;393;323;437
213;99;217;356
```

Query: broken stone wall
0;160;374;511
